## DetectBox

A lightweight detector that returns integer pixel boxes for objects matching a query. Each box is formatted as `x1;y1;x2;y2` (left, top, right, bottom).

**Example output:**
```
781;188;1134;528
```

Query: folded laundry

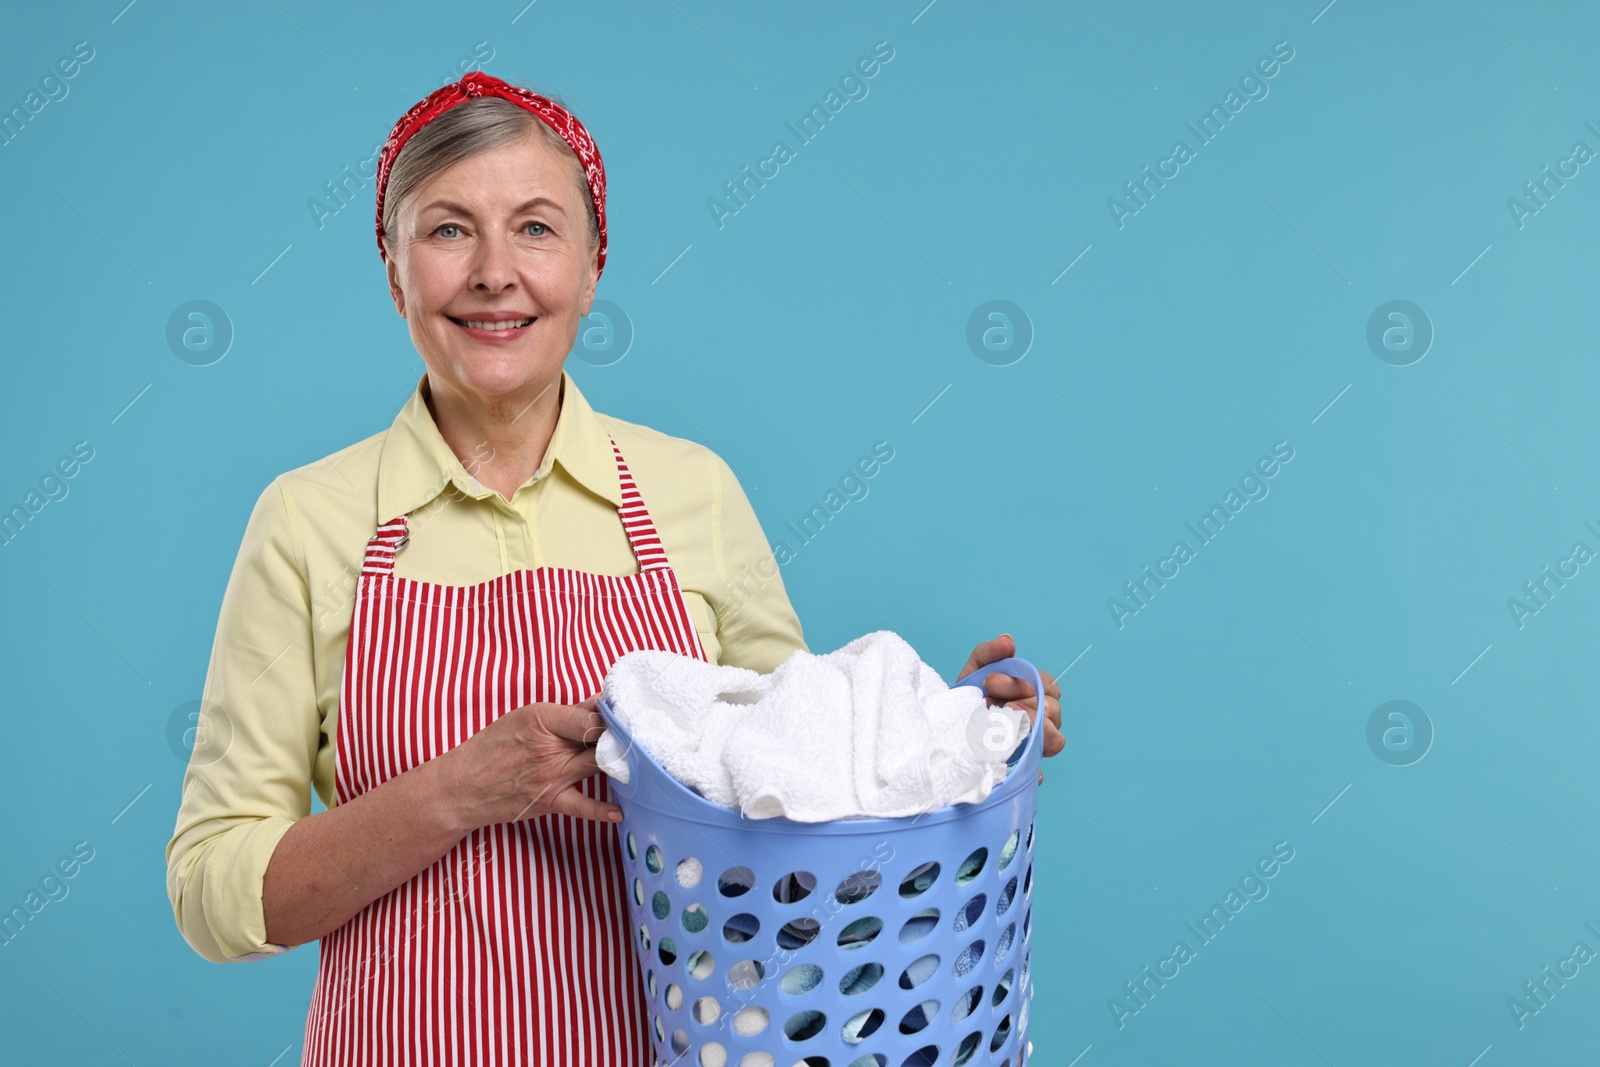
596;630;1027;821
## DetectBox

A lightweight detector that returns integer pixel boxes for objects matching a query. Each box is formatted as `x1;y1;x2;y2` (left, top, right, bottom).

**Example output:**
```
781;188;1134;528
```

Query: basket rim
596;656;1047;833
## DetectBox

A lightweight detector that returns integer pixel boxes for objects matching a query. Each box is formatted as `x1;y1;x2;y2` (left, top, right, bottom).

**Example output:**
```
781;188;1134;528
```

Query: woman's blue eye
524;221;548;236
434;223;461;238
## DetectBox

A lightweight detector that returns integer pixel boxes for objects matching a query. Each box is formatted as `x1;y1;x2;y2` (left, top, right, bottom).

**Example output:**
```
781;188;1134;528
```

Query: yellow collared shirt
165;369;806;963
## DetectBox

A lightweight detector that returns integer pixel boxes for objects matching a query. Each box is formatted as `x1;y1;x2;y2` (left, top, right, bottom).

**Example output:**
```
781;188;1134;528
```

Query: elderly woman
165;72;1063;1065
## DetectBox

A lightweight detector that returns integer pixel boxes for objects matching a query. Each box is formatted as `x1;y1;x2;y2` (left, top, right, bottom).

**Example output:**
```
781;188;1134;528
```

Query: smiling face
384;130;598;411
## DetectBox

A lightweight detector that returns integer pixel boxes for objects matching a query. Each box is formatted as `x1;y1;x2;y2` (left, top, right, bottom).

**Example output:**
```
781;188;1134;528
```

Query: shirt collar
377;368;622;521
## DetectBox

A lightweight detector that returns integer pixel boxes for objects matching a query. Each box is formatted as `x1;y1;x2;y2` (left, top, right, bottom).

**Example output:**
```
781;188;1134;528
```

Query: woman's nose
469;229;518;290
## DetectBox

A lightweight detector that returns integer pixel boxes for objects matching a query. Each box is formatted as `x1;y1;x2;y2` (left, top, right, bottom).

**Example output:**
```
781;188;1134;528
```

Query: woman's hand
427;695;620;831
261;696;615;949
957;634;1064;782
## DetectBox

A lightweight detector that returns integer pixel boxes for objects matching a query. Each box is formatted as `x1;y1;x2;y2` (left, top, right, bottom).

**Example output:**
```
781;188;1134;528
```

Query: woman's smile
447;311;538;343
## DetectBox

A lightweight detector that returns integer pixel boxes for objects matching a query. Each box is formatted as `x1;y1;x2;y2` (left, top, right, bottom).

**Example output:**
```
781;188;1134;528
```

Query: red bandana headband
374;71;608;278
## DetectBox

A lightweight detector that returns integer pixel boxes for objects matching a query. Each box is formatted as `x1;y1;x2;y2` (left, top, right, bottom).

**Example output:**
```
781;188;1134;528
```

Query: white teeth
459;317;532;331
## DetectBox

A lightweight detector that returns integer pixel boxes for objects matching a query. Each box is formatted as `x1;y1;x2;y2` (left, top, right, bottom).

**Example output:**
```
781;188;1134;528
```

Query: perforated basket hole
677;856;704;888
653;1016;665;1042
951;983;983;1023
731;1005;770;1036
698;1042;727;1067
781;963;824;996
898;861;940;898
664;982;684;1011
671;1028;689;1056
833;870;882;905
998;829;1020;871
632;878;644;906
1023;863;1033;898
658;937;677;966
955;847;988;887
953;893;988;934
901;1047;939;1067
646;969;656;997
898;999;939;1035
694;995;722;1025
652;890;671;921
682;903;710;933
847;1055;888;1067
996;922;1017;963
841;1007;884;1044
737;1055;775;1067
717;866;755;897
772;870;817;904
639;925;651;953
993;968;1015;1007
778;917;821;950
837;916;882;950
727;959;767;993
953;1031;983;1067
997;875;1018;917
626;832;638;862
1026;817;1035;852
952;939;986;979
686;949;716;980
784;1009;827;1042
898;954;940;990
839;962;883;996
1024;906;1032;939
723;912;760;944
991;1013;1013;1052
899;908;939;946
645;845;664;875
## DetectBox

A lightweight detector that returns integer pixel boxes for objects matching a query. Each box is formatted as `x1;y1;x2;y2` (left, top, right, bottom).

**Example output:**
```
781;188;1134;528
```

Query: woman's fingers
1007;701;1066;755
984;672;1037;707
1043;718;1065;757
560;745;603;780
544;782;623;825
538;703;609;745
957;633;1016;681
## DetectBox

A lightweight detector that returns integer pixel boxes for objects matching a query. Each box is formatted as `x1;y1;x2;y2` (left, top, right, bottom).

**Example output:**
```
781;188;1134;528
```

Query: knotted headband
374;71;608;278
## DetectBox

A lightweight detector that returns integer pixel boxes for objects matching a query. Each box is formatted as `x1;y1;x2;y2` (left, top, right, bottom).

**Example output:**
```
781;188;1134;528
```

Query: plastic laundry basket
598;656;1046;1067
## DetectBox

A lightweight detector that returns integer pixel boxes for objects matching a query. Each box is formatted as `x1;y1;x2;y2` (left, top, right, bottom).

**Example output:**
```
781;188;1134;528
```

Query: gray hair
380;91;600;259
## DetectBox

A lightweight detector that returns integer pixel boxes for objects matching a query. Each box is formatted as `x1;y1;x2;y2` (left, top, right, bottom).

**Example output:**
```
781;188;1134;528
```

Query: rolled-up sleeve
708;454;808;673
165;477;319;963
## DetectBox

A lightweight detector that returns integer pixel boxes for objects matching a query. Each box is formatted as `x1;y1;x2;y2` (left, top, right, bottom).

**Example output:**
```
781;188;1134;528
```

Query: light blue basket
598;657;1045;1067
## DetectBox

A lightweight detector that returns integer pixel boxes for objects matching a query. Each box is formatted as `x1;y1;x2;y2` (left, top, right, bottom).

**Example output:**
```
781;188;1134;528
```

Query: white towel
597;630;1026;821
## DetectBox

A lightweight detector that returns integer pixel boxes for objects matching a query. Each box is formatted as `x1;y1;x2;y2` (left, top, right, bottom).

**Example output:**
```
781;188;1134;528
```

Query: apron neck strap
360;518;410;576
610;436;672;572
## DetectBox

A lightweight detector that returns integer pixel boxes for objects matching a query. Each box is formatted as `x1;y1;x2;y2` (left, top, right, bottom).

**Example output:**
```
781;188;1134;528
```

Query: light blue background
2;1;1597;1064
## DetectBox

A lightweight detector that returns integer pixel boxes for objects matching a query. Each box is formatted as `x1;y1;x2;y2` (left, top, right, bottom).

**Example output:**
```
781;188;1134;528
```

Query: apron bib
301;436;707;1066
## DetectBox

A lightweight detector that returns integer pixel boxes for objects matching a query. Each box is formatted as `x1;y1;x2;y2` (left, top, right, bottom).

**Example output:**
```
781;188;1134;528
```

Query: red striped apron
301;436;707;1067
